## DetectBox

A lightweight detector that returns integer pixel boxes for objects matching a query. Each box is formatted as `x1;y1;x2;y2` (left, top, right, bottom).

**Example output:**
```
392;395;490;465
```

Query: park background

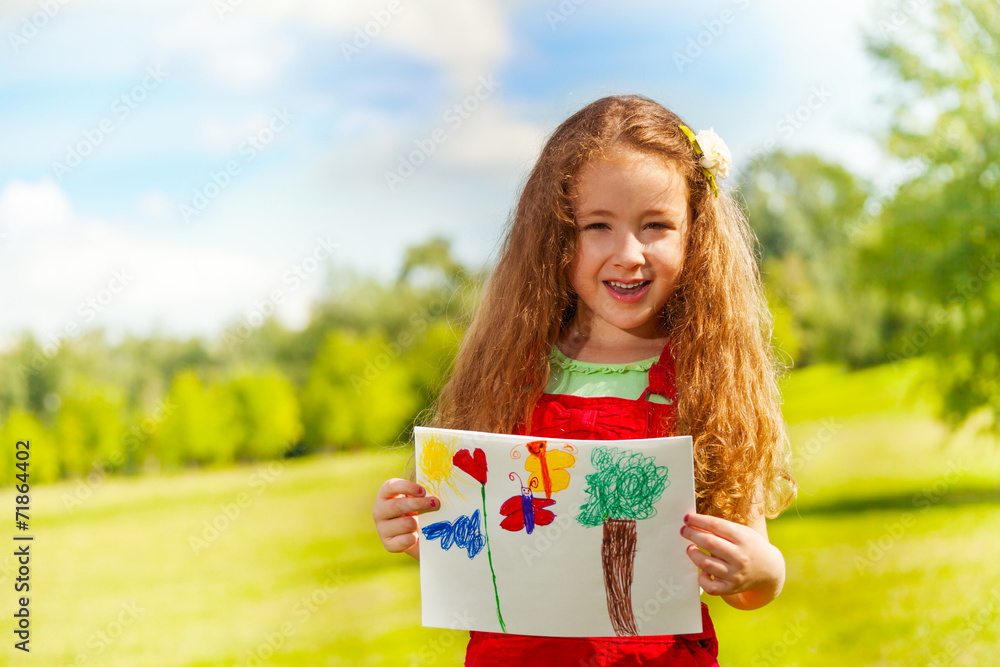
1;0;999;664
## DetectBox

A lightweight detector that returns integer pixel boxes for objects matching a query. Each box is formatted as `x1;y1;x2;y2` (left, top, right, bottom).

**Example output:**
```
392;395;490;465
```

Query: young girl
373;94;795;666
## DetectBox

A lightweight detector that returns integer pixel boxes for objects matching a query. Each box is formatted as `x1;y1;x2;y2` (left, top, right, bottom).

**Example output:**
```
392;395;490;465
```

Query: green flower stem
481;484;506;632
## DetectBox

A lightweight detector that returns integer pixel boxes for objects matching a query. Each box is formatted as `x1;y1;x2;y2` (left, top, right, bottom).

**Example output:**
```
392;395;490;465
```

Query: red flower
453;448;488;485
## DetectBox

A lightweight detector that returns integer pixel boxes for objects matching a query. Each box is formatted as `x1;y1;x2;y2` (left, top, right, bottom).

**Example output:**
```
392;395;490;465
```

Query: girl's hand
680;512;785;610
373;478;440;561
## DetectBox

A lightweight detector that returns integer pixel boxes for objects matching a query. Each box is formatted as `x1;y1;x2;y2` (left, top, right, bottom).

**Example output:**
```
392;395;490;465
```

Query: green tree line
0;249;480;485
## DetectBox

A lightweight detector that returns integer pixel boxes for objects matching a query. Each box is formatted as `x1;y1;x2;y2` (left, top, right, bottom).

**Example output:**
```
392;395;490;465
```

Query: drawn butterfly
421;510;485;559
500;473;556;535
523;440;576;499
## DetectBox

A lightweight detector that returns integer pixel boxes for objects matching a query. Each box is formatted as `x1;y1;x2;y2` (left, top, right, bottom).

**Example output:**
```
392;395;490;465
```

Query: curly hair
429;94;795;524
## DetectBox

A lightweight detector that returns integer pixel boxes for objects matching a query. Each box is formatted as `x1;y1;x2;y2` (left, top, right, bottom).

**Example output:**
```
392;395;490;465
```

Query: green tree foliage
54;385;125;478
301;330;420;451
0;410;60;484
865;0;1000;425
576;448;669;526
397;235;469;287
0;336;65;419
738;151;881;365
406;321;462;410
218;319;309;387
154;370;240;466
224;371;302;460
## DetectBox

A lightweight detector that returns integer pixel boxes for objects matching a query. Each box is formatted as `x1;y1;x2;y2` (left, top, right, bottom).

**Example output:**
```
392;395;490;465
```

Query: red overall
465;344;720;666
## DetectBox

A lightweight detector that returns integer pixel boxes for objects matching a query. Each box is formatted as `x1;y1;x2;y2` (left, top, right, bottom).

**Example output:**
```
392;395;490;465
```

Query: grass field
1;360;998;665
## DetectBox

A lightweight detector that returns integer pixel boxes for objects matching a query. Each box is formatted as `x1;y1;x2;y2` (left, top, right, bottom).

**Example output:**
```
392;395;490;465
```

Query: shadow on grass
779;485;1000;518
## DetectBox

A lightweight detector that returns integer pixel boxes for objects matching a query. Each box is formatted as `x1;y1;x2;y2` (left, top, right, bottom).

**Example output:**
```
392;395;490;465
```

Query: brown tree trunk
601;518;638;636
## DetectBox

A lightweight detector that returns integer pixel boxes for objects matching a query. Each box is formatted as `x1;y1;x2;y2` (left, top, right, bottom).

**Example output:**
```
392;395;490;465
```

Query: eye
644;222;673;231
580;222;610;231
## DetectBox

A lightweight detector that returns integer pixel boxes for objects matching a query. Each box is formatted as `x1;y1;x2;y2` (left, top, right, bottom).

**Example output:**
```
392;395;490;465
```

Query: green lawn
0;360;997;665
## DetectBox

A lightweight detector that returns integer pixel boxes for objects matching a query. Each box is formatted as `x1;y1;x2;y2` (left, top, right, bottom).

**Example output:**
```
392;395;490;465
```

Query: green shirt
544;346;673;404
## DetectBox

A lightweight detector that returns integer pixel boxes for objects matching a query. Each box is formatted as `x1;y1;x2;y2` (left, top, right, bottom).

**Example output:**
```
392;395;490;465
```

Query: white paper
414;426;702;638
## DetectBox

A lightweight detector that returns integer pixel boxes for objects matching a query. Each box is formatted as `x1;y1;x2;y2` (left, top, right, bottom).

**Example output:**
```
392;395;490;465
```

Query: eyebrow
577;208;680;219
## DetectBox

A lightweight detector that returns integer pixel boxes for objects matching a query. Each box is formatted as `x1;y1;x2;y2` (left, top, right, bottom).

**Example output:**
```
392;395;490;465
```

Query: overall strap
639;340;677;403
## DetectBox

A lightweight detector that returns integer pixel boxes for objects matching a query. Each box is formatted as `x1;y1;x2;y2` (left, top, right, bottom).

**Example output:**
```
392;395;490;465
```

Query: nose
612;231;645;270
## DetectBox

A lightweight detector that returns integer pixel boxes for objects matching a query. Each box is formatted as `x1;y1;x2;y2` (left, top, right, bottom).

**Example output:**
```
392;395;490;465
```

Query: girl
373;94;795;666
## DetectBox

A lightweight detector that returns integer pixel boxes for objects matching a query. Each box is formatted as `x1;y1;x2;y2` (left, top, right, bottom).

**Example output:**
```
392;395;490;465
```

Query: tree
397;236;469;288
300;330;420;451
576;447;669;636
224;371;302;460
737;151;879;365
0;410;60;484
153;370;240;466
865;0;1000;426
1;335;65;419
54;384;125;477
405;321;462;415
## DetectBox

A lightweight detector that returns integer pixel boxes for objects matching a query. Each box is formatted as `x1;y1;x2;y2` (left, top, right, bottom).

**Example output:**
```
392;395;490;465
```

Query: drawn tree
576;447;669;636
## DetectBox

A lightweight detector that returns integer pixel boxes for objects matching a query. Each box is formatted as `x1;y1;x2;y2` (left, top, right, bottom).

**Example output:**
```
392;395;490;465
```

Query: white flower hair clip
678;125;731;197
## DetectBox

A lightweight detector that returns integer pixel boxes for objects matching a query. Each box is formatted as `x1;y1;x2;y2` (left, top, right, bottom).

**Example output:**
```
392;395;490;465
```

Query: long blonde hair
431;95;795;523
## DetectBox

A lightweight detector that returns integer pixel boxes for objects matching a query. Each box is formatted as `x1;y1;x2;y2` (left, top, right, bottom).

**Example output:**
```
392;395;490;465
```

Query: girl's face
568;150;689;346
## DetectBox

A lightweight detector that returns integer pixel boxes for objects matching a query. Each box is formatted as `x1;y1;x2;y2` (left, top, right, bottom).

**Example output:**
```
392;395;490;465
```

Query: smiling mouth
604;280;650;296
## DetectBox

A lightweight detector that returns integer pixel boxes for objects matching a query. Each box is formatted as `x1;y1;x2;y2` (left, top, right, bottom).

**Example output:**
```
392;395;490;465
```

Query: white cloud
383;0;511;89
137;190;175;223
264;0;512;90
0;180;318;339
199;111;276;153
0;179;73;234
205;41;296;92
436;105;546;172
153;7;298;92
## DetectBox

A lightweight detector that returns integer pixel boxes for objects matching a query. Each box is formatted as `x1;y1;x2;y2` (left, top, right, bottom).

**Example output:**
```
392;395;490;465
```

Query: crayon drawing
499;472;556;535
417;432;467;502
576;447;670;636
511;440;576;499
421;510;485;559
451;447;506;632
414;427;700;638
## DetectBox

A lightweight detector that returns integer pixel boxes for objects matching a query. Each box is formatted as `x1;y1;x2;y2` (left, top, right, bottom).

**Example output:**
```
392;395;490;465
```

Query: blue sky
0;0;900;344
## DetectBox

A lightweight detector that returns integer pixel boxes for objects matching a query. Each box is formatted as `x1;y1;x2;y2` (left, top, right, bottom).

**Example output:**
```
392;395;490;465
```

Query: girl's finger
377;478;426;501
377;515;420;541
680;524;739;565
698;569;733;596
683;513;749;544
686;544;733;580
374;494;438;522
382;531;419;554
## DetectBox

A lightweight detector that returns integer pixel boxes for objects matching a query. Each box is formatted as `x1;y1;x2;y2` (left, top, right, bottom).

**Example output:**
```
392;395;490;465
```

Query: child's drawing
499;472;556;534
415;427;699;638
576;447;670;636
421;510;485;559
511;440;576;499
418;432;465;502
450;447;506;632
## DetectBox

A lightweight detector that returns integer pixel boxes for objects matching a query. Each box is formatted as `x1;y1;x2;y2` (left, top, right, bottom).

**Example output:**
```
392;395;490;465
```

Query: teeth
607;280;647;289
